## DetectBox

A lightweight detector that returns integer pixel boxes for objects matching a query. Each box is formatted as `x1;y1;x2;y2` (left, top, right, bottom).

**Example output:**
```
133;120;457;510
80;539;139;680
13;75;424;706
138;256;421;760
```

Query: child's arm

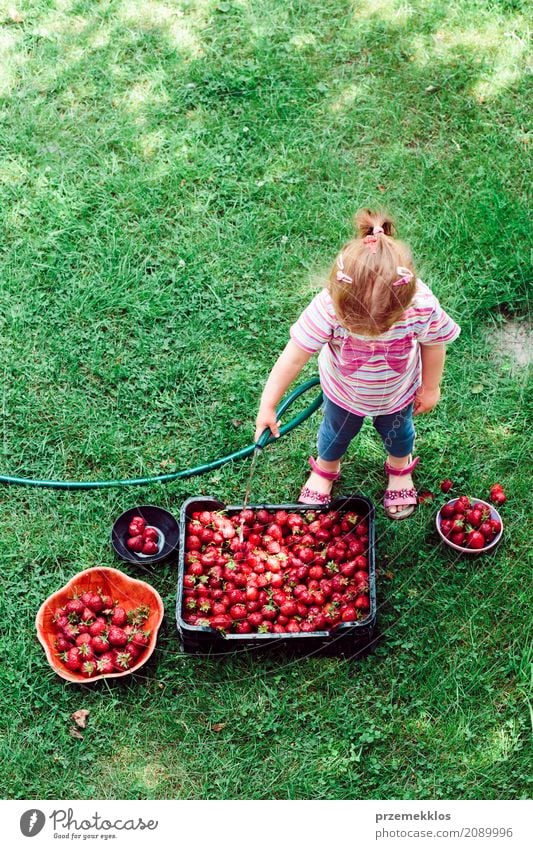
414;343;446;414
255;340;312;441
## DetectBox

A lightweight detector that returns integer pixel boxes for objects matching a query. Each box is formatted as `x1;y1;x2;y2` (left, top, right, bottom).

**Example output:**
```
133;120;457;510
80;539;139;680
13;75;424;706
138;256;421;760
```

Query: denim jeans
317;397;416;461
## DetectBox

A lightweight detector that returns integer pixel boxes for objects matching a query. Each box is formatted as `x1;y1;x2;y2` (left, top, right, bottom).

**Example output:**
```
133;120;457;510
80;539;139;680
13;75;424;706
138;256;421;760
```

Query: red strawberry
112;649;136;671
81;661;96;678
107;626;128;647
87;593;104;613
75;633;92;647
354;595;370;611
63;623;80;641
143;527;159;543
479;521;494;539
130;515;146;533
127;535;144;553
81;607;95;623
440;479;453;493
111;606;127;627
465;509;483;528
466;530;485;549
62;647;82;672
65;598;84;616
77;641;95;660
88;617;107;637
450;531;466;546
96;653;115;674
91;635;110;654
439;503;456;520
55;635;73;652
210;614;233;632
490;490;506;505
54;614;70;631
130;629;150;649
229;603;247;620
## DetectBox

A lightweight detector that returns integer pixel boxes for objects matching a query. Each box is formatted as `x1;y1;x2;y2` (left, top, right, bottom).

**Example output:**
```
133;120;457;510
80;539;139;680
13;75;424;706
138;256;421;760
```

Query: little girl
255;209;461;519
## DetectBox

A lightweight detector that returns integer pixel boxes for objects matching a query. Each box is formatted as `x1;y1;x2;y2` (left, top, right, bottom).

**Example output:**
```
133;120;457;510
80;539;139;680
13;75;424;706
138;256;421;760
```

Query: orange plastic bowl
36;566;164;683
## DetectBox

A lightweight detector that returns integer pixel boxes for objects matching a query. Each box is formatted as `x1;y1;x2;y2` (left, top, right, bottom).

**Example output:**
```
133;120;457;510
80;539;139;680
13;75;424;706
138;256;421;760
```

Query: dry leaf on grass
71;709;90;729
212;723;227;733
69;727;84;740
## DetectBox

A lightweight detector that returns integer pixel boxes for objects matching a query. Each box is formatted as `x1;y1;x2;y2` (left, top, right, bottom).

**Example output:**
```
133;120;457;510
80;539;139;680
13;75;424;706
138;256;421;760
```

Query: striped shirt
290;281;461;416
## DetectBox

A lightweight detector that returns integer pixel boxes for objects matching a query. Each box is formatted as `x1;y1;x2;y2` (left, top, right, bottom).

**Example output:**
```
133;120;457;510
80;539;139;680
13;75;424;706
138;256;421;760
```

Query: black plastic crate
176;495;377;656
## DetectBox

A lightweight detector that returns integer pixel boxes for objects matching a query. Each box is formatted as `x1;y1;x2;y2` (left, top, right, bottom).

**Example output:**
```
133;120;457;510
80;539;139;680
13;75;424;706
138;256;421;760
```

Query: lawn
0;0;531;799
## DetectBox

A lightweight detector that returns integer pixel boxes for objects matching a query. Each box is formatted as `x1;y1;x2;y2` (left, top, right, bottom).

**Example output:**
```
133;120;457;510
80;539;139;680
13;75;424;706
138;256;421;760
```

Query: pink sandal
383;456;420;520
298;457;341;506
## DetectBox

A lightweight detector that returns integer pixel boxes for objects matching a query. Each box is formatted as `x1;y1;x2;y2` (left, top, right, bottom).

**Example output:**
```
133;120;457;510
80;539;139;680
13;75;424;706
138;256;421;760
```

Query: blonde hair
328;209;417;336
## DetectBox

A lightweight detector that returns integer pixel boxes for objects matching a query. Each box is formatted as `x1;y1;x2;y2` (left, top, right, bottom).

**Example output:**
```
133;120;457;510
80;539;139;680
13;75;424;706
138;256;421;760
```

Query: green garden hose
0;378;323;490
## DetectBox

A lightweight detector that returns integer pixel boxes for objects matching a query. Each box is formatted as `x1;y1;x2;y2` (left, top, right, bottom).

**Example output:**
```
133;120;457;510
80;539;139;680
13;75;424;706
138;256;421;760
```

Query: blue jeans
317;397;416;461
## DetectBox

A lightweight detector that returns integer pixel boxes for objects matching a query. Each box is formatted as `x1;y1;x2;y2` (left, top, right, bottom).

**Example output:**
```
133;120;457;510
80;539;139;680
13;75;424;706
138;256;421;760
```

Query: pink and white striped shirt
290;281;461;416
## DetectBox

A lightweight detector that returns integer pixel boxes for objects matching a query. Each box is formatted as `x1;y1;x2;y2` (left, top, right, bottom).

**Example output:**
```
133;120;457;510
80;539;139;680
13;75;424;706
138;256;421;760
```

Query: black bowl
111;504;179;565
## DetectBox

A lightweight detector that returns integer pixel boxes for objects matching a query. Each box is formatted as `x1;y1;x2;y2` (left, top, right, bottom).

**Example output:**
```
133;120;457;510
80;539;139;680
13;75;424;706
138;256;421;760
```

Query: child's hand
255;405;281;442
414;385;441;414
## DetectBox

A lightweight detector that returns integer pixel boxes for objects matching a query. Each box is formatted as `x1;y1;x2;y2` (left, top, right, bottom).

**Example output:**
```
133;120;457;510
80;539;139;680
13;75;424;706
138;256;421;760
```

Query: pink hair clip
392;266;414;287
336;253;353;284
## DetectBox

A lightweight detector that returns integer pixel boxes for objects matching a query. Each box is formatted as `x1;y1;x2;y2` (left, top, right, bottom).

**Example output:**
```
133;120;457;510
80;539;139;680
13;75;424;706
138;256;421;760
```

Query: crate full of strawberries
176;496;376;655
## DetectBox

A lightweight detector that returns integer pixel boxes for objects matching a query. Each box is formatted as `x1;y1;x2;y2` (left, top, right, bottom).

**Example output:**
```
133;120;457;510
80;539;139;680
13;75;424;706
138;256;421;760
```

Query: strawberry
130;629;150;649
81;661;97;678
110;606;127;627
63;623;80;641
466;530;485;549
91;635;110;654
142;540;158;555
55;635;73;652
62;647;82;672
65;598;84;616
440;479;453;493
86;592;104;613
112;649;135;671
107;626;128;647
127;535;144;553
77;641;95;661
96;653;115;674
88;617;107;637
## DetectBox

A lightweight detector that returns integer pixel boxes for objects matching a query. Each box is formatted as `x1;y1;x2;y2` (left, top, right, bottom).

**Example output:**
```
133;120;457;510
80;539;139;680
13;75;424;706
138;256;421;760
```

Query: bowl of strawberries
436;494;504;554
36;566;165;682
111;505;179;565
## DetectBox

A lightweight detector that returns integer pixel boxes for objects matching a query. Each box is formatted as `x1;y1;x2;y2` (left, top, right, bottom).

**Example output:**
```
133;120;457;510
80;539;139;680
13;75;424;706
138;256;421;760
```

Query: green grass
0;0;531;799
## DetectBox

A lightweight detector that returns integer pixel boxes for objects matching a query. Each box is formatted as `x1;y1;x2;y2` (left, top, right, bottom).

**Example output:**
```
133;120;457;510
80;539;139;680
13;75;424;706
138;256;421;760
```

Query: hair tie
336;252;353;284
392;266;414;287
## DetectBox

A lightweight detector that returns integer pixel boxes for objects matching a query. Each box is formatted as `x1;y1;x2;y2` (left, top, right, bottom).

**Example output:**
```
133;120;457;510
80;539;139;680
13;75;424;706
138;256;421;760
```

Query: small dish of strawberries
436;494;504;554
111;505;179;565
